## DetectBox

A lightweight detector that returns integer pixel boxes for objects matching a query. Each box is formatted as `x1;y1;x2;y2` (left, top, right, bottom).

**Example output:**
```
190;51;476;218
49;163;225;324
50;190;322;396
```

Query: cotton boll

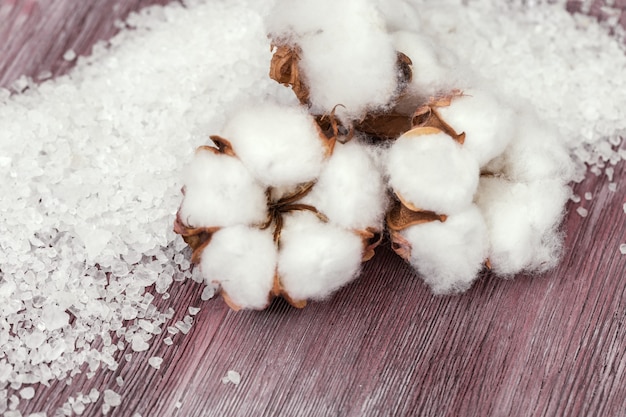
475;177;569;276
436;89;516;167
179;148;267;228
392;31;461;99
302;140;387;230
399;205;488;294
277;211;363;302
375;0;421;32
386;129;479;215
221;104;327;188
492;110;575;183
200;226;277;310
267;0;398;120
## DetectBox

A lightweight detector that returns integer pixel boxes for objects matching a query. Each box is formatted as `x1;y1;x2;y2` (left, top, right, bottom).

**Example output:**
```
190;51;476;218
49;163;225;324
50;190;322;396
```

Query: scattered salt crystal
221;370;241;385
606;167;615;181
163;337;173;346
623;203;626;214
608;183;617;192
88;389;100;402
116;376;124;387
175;401;182;408
174;321;192;335
188;306;201;316
132;413;143;417
19;387;34;400
201;285;216;301
620;244;626;255
124;354;133;362
576;207;589;218
73;401;86;415
103;390;121;407
167;326;179;335
63;49;77;61
162;293;170;300
584;192;593;200
131;335;150;352
148;357;163;369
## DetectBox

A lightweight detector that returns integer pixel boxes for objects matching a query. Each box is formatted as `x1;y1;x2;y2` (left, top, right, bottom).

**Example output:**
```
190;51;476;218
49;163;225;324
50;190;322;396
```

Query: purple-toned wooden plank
0;0;176;88
2;1;626;416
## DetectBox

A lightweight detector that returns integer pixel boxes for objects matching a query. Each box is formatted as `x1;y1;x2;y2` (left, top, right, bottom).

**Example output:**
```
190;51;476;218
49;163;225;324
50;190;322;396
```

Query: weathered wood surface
2;1;626;416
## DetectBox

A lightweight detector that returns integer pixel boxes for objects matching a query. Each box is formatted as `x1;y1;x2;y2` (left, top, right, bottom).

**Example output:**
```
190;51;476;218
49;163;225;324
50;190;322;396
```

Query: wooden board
2;1;626;416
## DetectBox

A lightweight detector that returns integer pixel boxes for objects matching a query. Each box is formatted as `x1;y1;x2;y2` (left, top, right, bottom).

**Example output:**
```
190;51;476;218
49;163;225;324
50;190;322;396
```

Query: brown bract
269;43;310;105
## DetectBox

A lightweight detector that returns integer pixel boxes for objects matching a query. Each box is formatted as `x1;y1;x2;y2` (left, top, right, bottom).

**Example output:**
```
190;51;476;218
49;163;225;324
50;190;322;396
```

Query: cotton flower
175;106;386;309
267;0;399;121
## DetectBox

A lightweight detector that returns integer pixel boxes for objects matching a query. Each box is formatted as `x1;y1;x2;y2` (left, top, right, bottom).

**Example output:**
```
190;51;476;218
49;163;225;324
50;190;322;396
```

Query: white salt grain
188;306;201;316
585;192;593;200
608;183;617;192
88;389;100;402
19;387;35;400
103;390;121;407
201;285;216;301
175;401;182;408
148;357;163;370
221;370;242;386
63;49;77;61
576;207;589;218
620;244;626;255
163;337;173;346
116;376;124;387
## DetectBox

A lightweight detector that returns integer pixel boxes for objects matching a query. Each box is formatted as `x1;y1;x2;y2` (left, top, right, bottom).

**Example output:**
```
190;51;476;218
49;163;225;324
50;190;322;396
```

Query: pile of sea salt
0;0;625;413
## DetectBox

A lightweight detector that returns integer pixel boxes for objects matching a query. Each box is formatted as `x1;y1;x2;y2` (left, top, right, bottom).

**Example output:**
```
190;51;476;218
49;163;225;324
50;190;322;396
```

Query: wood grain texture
2;1;626;416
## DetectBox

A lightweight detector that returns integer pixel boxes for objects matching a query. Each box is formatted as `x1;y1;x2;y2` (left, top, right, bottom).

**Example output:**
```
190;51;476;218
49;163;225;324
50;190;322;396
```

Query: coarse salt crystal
584;192;593;200
576;207;589;218
148;357;163;369
19;387;35;400
608;183;617;192
103;390;121;407
620;244;626;255
131;335;150;352
188;306;201;316
63;49;77;61
221;370;241;385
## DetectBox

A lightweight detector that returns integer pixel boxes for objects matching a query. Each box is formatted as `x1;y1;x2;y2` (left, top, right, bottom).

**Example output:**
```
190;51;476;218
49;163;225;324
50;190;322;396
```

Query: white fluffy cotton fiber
267;0;399;120
386;128;479;215
302;139;387;231
200;225;277;310
221;103;328;188
399;205;489;294
486;109;576;182
436;89;516;167
475;176;570;276
392;30;462;100
178;148;267;228
277;211;364;302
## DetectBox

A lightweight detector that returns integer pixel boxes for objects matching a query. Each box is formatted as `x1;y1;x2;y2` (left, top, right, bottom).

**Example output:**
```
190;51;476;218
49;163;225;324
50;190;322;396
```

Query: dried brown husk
269;43;310;105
